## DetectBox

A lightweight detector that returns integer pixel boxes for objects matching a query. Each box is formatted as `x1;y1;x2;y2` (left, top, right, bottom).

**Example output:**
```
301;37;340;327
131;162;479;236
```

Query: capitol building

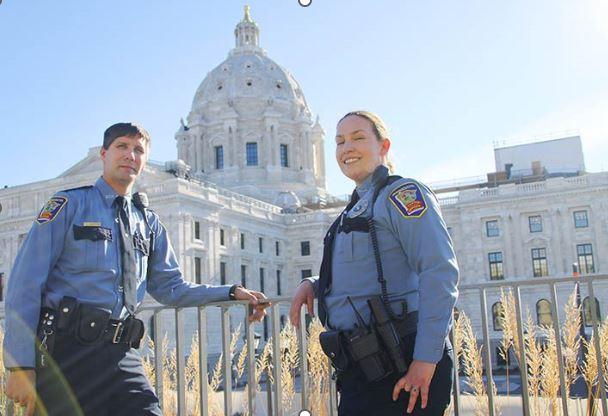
1;8;607;367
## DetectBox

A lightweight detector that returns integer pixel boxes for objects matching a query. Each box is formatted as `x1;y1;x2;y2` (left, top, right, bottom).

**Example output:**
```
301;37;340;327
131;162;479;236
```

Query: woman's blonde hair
338;110;396;173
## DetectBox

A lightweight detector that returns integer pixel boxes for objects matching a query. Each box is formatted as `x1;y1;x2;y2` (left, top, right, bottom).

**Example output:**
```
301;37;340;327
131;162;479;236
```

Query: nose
124;148;135;161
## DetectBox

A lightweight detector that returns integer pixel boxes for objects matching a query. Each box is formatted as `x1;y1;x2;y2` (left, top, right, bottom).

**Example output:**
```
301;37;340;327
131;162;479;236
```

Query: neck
102;176;133;196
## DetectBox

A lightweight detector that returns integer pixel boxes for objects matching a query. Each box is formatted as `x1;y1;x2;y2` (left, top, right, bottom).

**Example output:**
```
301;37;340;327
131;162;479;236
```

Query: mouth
343;157;361;166
119;166;137;173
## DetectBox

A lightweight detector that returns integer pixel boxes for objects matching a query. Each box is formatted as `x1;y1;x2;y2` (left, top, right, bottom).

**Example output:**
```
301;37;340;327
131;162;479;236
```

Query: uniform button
62;307;69;313
49;315;54;320
118;286;124;293
90;322;96;327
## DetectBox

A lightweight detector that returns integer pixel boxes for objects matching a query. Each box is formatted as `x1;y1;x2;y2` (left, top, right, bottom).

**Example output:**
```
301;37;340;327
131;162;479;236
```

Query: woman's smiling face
335;115;390;186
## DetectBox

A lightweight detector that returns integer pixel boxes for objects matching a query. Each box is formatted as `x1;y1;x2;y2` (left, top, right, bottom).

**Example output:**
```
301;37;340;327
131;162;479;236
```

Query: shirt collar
95;176;131;208
355;165;390;197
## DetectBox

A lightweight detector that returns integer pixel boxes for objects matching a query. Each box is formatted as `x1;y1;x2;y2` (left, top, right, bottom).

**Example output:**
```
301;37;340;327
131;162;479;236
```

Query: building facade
0;8;606;365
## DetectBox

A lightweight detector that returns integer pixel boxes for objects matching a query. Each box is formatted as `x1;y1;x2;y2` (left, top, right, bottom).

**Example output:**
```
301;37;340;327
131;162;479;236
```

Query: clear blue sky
1;0;606;196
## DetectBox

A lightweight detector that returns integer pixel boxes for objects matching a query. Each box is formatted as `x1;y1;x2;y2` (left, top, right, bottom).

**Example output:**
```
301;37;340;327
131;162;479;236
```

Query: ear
100;147;106;161
380;138;391;156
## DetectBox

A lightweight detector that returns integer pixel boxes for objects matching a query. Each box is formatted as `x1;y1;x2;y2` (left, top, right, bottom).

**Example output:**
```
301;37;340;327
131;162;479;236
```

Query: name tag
73;224;113;241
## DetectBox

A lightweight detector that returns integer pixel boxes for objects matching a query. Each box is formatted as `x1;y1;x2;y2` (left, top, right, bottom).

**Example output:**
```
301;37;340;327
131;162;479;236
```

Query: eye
336;140;344;146
355;136;365;141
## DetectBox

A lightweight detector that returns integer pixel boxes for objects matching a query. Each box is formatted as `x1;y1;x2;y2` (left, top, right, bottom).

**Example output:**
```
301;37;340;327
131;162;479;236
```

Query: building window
486;220;499;237
246;142;258;166
194;257;202;284
301;269;312;279
259;237;263;253
194;221;201;240
529;215;543;233
220;229;225;246
276;270;282;296
240;233;245;250
492;302;504;331
220;261;226;285
574;210;589;228
275;241;280;256
215;145;224;170
489;252;504;280
536;299;553;326
280;144;289;167
301;241;311;256
583;297;601;327
577;244;595;274
241;265;247;287
259;268;265;292
531;248;548;277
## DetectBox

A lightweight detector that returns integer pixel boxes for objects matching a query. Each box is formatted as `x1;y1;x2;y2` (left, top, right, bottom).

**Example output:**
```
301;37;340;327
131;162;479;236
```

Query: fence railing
2;274;608;415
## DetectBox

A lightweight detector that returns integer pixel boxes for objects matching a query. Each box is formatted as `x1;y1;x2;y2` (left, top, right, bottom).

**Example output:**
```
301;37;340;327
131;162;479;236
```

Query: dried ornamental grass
524;313;542;416
561;289;582;394
307;318;332;416
581;335;599;407
498;289;521;366
540;328;560;416
279;322;300;412
456;313;501;416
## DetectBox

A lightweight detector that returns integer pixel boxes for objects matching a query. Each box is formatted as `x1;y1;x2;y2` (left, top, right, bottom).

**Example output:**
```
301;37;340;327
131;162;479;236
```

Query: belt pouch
319;330;349;371
75;304;111;345
346;329;392;383
125;317;145;349
56;296;78;332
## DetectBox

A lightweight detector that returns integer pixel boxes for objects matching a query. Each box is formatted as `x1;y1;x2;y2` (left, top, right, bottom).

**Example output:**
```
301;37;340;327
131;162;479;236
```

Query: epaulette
60;185;94;193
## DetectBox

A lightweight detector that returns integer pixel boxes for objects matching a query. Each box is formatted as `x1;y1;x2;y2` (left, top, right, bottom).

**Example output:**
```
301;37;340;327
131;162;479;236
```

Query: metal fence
3;274;608;415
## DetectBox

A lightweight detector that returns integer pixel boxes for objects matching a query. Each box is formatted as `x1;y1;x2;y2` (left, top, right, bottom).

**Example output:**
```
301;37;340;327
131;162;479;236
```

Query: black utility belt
39;296;145;349
320;308;418;384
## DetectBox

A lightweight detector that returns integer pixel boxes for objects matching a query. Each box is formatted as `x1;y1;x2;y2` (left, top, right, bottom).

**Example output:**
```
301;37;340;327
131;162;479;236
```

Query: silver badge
348;199;368;218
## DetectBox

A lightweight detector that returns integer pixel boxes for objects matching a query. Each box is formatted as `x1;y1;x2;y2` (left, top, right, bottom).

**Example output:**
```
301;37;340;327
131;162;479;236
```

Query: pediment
58;147;103;178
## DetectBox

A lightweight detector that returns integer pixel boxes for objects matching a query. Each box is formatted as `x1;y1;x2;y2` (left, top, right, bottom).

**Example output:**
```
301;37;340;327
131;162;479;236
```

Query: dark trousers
337;333;453;416
36;333;161;416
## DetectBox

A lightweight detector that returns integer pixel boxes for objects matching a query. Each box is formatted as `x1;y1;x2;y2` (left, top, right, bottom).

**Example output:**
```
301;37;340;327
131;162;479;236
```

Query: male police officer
3;123;268;416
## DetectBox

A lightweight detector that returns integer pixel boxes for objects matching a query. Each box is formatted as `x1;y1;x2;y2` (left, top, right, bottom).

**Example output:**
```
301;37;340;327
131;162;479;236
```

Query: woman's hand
392;360;437;413
289;280;315;328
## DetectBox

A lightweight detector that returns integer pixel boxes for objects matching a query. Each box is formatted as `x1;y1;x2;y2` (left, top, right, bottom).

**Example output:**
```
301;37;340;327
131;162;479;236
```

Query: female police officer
289;111;458;415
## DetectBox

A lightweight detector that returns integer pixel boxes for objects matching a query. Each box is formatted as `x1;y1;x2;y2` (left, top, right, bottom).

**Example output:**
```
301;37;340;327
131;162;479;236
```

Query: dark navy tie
115;196;137;315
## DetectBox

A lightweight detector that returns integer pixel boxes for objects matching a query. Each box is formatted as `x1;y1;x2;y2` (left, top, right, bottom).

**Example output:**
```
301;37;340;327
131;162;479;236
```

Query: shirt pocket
73;224;113;270
351;231;370;261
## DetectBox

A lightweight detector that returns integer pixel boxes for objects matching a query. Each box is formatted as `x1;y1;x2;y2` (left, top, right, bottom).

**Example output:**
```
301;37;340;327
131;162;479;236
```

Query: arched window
492;302;504;331
583;296;601;327
536;299;553;327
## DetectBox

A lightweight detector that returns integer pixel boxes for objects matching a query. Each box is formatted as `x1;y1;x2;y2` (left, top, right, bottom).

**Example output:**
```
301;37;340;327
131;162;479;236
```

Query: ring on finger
411;387;419;393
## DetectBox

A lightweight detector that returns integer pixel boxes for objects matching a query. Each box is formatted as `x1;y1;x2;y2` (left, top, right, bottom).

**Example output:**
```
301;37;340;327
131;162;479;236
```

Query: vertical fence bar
299;307;310;413
271;304;283;416
514;286;531;416
198;307;209;416
221;306;233;416
479;288;496;416
449;323;461;416
549;283;570;416
329;373;338;416
153;309;164;411
175;308;187;416
587;280;608;415
245;304;256;416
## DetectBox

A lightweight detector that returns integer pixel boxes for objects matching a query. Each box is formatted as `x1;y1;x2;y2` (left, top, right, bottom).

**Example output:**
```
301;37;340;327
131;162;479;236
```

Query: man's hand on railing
233;286;271;322
289;280;315;328
5;369;37;416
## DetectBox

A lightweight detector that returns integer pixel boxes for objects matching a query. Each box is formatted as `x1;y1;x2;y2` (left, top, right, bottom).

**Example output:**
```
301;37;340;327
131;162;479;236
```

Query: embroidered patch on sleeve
36;196;68;224
389;182;427;218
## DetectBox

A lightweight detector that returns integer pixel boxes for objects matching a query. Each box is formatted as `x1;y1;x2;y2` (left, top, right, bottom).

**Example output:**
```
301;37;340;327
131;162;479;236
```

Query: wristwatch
229;284;244;300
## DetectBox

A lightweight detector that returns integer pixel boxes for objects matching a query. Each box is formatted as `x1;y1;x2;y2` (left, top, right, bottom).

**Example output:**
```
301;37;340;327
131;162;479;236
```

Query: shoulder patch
37;196;68;224
389;182;427;218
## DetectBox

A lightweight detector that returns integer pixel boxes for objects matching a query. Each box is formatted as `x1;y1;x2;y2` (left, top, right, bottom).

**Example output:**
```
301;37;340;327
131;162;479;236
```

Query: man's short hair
103;122;151;150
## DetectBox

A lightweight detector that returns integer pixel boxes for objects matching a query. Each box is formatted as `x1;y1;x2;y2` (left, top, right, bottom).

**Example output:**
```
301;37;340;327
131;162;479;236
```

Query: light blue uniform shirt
309;167;459;363
3;176;231;368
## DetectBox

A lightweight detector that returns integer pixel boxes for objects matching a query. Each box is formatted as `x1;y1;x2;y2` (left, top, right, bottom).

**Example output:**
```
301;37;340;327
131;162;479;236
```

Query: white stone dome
189;8;311;122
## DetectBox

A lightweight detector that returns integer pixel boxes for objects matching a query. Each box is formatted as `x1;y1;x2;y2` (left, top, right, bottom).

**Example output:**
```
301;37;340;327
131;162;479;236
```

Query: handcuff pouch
319;330;349;372
75;303;111;345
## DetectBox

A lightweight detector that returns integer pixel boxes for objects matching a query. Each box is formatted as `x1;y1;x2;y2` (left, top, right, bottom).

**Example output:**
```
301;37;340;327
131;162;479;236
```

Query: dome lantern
235;5;260;49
